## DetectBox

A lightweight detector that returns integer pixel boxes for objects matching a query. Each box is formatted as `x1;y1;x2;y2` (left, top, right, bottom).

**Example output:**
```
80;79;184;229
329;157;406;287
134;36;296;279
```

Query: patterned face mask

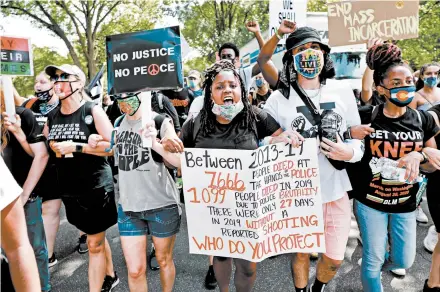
293;48;324;79
39;99;59;115
211;99;244;121
117;94;141;116
35;88;53;102
381;85;416;107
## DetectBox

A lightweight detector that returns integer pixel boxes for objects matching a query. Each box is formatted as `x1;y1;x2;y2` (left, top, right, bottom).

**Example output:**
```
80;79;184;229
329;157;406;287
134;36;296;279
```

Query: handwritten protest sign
269;0;307;45
106;26;183;94
181;139;326;262
327;0;419;46
1;36;33;76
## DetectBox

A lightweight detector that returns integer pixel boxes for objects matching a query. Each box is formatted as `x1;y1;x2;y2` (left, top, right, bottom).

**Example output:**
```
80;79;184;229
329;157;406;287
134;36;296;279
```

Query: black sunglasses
50;73;72;82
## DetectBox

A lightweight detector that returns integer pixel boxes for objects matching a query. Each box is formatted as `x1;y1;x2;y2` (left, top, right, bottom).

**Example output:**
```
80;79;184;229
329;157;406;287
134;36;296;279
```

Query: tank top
417;91;440;111
47;101;113;197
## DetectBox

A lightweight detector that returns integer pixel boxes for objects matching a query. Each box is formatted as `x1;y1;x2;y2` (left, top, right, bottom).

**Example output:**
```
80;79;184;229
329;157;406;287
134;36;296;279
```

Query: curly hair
218;43;240;58
366;43;411;86
416;62;440;91
199;60;257;136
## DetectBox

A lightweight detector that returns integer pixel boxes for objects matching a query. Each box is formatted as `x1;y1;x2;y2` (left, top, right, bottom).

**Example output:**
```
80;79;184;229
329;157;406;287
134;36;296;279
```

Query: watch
343;126;352;140
75;144;84;153
421;151;429;164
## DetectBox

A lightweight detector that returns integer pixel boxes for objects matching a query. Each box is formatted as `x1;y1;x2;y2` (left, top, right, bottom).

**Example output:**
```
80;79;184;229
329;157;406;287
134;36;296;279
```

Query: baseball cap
286;27;330;53
188;70;202;79
45;64;86;84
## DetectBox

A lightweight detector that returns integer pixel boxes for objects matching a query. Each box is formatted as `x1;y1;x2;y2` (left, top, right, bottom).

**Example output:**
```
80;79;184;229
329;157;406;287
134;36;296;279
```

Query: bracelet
274;30;284;40
421;151;429;164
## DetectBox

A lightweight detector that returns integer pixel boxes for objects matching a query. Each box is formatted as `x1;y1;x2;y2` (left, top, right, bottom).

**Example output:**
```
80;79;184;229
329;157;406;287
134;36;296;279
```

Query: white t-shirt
264;79;363;203
185;66;254;121
0;157;22;211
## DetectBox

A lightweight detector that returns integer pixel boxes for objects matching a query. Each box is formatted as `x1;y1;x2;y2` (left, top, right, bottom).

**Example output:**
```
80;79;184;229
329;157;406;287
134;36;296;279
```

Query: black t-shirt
3;107;46;191
181;107;280;150
353;104;439;213
250;89;272;106
47;102;113;197
161;88;194;122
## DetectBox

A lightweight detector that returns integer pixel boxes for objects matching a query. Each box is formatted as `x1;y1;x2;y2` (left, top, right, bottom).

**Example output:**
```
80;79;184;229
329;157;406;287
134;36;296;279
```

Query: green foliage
307;0;327;12
13;46;72;97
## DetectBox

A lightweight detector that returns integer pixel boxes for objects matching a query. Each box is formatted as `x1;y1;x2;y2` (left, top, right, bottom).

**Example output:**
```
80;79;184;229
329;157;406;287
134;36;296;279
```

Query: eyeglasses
50;73;72;82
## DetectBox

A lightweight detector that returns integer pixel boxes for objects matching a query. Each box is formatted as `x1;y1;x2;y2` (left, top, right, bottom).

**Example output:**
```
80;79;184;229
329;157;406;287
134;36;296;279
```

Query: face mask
117;94;141;116
255;79;264;88
35;88;53;102
382;85;416;107
55;80;79;100
424;76;438;88
212;99;244;121
189;80;197;89
293;48;324;79
39;100;59;115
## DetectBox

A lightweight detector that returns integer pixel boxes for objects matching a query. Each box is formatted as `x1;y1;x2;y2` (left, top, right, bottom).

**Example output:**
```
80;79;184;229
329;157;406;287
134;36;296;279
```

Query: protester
43;64;119;292
181;60;284;292
261;24;364;292
249;73;272;108
410;62;440;110
161;87;194;127
0;155;41;292
188;69;204;98
102;91;182;292
351;43;439;292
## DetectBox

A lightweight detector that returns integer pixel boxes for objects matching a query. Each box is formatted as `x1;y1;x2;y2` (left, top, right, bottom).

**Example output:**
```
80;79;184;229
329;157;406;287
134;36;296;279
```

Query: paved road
49;199;433;292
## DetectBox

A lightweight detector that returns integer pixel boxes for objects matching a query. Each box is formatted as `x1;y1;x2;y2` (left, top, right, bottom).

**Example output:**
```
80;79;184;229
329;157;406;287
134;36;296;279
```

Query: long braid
199;60;258;136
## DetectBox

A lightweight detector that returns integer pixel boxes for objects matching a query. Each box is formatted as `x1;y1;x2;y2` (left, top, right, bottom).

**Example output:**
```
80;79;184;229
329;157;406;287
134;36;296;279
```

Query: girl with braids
351;43;440;292
409;62;440;110
261;22;363;292
180;60;283;292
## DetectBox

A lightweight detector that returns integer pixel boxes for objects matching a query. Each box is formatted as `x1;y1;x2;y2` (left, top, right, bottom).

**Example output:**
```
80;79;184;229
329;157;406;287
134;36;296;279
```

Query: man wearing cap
261;21;364;292
187;69;204;98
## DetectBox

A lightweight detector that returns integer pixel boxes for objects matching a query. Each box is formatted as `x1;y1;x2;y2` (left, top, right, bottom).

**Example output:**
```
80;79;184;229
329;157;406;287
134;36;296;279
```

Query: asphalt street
49;199;434;292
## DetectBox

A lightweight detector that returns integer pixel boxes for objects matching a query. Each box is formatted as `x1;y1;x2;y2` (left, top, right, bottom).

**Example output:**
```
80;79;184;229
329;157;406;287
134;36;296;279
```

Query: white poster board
269;0;308;45
181;139;326;262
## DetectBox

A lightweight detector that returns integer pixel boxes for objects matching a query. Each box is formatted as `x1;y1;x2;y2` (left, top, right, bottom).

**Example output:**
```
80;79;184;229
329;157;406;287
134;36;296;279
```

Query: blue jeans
24;197;51;291
355;200;416;292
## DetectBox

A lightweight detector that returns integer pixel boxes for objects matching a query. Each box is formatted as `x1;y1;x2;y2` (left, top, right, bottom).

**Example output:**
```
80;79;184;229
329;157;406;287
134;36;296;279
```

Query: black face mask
35;88;53;102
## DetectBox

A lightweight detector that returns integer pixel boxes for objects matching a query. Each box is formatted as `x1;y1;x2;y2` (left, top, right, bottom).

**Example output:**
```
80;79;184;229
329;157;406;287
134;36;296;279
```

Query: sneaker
101;271;120;292
423;279;440;291
148;244;160;271
48;253;58;268
391;269;406;277
416;206;429;223
77;234;88;254
424;225;439;253
310;252;319;260
204;265;217;290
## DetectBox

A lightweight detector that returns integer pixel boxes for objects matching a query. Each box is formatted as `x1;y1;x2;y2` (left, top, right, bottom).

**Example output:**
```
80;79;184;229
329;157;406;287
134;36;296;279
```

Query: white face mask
211;99;244;121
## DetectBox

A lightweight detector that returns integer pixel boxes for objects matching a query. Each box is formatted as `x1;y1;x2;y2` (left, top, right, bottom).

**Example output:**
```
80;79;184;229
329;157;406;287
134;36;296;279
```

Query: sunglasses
50;73;73;82
115;92;140;101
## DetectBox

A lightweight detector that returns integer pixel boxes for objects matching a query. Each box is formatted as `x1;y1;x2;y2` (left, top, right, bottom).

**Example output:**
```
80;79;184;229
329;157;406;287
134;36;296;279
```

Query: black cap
286;27;330;53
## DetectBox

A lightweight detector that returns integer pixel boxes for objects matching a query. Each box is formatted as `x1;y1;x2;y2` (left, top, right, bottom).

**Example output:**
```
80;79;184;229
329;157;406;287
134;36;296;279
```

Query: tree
2;0;160;80
13;46;72;96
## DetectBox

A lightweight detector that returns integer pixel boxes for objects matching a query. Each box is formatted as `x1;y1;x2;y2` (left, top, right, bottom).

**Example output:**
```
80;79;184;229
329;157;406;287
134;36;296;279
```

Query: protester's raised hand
367;38;383;49
88;134;103;148
270;129;304;148
2;112;22;134
350;124;375;140
278;20;296;36
140;120;159;146
320;135;353;161
245;21;260;33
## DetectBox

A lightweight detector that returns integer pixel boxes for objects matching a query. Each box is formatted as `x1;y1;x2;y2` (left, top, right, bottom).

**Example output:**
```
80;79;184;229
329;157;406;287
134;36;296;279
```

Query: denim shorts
117;204;181;238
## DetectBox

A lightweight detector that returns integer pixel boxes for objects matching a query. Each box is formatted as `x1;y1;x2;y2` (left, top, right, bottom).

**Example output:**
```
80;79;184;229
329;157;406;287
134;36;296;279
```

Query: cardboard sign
106;26;183;95
1;36;33;76
181;140;326;262
269;0;307;45
327;0;419;46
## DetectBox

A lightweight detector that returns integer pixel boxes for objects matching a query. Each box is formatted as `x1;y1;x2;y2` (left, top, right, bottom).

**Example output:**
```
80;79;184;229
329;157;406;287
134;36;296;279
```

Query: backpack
113;113;167;163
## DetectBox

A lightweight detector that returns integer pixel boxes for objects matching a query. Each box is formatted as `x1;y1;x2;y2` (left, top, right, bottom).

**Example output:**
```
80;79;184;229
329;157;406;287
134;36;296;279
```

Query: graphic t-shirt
250;89;272;106
162;88;194;123
355;104;439;213
47;102;113;196
264;79;363;203
115;114;180;212
181;107;280;150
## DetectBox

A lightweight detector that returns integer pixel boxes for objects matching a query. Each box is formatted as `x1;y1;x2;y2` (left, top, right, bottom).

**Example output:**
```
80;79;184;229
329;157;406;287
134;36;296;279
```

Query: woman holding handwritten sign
351;44;440;292
180;60;284;292
261;24;364;292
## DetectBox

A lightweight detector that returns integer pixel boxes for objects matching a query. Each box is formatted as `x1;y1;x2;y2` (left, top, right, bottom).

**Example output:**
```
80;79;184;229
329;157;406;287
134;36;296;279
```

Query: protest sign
106;26;183;95
269;0;307;45
181;139;326;262
1;36;33;76
327;0;419;46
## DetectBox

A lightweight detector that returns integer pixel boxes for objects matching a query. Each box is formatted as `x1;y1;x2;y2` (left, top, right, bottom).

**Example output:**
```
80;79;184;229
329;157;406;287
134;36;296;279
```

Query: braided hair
416;62;440;91
366;43;411;87
199;60;257;136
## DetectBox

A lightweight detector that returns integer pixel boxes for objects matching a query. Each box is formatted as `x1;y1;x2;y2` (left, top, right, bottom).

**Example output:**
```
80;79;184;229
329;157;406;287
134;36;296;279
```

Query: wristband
75;144;84;153
421;151;429;164
343;127;352;140
275;30;284;40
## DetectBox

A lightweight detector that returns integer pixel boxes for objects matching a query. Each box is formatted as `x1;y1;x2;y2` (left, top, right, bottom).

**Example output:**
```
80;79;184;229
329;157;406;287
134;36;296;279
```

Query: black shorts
62;189;117;235
41;192;61;203
427;179;440;232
